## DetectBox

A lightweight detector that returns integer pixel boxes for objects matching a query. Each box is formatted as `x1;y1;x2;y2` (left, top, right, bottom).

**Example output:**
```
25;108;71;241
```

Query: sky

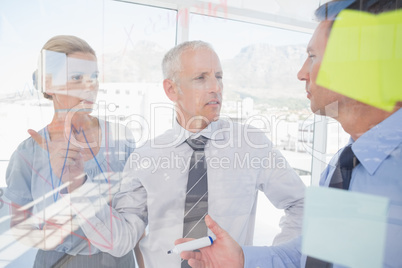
0;0;312;96
189;14;312;59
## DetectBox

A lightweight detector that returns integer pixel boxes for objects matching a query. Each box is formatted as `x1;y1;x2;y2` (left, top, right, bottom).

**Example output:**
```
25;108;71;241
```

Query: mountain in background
223;43;307;101
102;41;308;108
9;41;309;110
102;40;166;83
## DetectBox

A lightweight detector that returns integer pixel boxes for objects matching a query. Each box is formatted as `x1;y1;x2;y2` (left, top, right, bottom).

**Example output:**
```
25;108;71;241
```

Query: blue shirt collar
352;108;402;175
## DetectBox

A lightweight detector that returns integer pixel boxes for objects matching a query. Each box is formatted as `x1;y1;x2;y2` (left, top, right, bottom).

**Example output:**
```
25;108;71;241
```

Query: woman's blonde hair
36;35;96;100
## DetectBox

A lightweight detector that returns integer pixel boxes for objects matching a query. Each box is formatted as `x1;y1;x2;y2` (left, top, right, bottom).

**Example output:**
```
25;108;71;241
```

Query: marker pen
167;236;214;254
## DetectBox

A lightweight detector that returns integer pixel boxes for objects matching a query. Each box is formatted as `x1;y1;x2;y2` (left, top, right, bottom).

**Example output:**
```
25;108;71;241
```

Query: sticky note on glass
302;186;389;268
317;9;402;111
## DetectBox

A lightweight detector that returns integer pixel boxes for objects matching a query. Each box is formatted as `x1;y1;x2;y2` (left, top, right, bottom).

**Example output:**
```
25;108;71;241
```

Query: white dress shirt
73;119;305;268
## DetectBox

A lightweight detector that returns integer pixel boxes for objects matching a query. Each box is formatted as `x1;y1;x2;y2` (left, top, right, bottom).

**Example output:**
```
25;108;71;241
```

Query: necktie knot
329;144;360;190
186;136;208;151
339;144;360;170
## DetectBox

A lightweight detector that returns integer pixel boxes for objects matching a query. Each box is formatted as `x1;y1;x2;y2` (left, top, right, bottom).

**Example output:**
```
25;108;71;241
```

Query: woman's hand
28;127;86;193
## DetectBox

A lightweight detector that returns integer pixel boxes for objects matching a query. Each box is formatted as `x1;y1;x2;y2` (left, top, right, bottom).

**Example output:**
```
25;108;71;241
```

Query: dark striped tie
182;136;208;268
306;145;359;267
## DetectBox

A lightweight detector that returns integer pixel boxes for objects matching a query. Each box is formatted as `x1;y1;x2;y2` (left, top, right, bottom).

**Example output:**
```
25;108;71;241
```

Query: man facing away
72;41;306;267
176;1;402;267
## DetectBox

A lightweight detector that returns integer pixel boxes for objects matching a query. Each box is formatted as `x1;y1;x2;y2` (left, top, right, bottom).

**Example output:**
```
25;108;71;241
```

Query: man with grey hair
77;40;306;268
176;1;402;267
161;41;223;131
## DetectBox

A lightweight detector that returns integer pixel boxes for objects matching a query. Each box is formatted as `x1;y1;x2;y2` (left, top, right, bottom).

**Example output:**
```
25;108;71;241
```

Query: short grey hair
162;40;215;82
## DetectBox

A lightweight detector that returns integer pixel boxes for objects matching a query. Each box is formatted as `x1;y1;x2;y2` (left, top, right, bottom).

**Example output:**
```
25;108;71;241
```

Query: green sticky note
317;9;402;111
302;186;389;268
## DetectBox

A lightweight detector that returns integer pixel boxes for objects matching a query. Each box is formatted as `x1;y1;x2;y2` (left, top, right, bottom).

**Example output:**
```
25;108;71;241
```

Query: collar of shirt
173;119;225;148
351;108;402;175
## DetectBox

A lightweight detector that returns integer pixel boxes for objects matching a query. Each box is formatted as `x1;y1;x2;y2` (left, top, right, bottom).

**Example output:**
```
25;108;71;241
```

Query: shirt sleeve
257;143;306;245
69;166;147;257
4;138;35;206
70;122;145;257
243;236;302;268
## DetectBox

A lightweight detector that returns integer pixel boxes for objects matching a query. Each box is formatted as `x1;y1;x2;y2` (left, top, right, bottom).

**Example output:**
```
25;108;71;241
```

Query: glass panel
189;13;311;245
0;1;176;266
102;0;177;144
201;0;322;22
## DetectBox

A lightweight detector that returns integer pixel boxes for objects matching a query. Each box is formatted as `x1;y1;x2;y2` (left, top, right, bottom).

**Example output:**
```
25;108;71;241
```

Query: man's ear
163;78;178;102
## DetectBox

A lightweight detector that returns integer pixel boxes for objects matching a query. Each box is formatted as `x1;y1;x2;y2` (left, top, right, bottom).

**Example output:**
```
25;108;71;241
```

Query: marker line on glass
167;236;213;254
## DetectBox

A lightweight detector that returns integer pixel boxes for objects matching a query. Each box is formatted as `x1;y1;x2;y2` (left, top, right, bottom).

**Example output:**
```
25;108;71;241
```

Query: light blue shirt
5;118;135;255
243;108;402;268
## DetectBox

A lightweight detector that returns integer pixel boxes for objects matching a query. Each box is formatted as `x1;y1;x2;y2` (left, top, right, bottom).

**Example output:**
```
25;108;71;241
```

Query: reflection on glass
0;1;177;265
189;14;312;174
101;1;177;144
189;13;313;246
4;35;141;267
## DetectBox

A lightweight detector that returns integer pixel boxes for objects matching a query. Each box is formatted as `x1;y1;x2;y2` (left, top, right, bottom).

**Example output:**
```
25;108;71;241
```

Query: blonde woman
5;35;143;268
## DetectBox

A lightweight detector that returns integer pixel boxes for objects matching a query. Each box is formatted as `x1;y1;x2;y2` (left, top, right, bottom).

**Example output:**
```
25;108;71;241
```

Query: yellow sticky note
317;9;402;111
